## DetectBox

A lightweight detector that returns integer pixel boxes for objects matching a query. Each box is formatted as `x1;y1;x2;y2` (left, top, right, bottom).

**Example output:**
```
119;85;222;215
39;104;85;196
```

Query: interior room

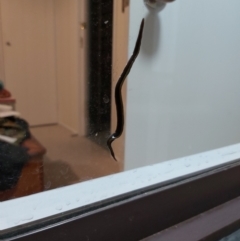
0;0;126;200
3;1;240;240
2;0;240;203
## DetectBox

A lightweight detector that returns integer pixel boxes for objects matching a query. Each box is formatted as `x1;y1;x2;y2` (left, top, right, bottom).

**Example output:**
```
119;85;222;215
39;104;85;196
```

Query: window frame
2;158;240;241
143;195;240;241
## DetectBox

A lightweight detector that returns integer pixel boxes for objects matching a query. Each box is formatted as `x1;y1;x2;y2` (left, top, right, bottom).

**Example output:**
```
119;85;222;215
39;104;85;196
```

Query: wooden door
0;0;57;126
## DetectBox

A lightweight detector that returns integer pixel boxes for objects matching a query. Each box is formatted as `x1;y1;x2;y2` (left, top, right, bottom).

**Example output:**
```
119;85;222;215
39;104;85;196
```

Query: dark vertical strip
87;0;113;146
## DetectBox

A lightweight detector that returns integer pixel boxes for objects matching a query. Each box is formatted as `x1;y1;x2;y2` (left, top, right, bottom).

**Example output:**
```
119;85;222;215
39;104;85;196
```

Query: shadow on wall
141;12;162;57
43;157;80;190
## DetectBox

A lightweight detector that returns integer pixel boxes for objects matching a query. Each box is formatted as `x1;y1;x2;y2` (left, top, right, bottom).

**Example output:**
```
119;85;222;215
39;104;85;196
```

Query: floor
31;125;121;191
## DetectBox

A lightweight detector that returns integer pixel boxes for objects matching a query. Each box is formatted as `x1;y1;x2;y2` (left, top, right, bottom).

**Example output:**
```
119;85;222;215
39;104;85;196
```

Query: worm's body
107;19;145;161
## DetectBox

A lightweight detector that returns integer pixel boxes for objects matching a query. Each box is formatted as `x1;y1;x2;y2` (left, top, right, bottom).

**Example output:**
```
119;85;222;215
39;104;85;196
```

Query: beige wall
0;0;83;130
54;0;79;133
0;0;57;125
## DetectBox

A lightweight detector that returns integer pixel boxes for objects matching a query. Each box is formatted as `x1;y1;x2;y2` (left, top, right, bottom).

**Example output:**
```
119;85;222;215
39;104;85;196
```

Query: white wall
124;0;240;170
54;0;79;133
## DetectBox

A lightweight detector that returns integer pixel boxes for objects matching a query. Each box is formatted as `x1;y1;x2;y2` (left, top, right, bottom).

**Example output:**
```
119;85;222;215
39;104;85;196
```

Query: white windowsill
1;143;240;230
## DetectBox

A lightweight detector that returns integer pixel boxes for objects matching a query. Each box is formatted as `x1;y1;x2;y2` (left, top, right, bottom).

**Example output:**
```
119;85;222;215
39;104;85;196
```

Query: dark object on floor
0;141;30;191
0;116;31;191
0;116;31;145
0;136;46;201
0;80;11;98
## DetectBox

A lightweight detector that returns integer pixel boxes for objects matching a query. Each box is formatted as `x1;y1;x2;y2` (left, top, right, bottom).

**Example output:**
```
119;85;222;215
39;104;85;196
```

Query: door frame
77;0;88;136
0;1;6;83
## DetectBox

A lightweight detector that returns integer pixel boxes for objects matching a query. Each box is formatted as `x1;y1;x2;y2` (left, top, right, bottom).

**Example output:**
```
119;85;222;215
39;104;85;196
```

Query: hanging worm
107;19;145;161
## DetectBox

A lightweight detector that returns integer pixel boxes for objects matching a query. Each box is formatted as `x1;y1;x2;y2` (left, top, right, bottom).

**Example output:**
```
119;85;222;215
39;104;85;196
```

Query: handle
144;0;167;12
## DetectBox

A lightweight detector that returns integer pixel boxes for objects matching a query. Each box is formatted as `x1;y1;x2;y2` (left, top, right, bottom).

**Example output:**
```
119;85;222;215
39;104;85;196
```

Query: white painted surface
1;143;240;230
0;0;57;126
124;0;240;170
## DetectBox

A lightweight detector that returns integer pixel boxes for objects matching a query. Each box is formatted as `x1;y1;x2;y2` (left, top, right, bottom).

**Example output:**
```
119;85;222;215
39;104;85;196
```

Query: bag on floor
0;116;32;191
0;140;30;191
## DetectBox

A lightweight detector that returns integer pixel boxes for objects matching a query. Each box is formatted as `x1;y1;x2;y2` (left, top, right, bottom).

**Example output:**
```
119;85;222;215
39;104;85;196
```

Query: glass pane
1;0;240;236
219;229;240;241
